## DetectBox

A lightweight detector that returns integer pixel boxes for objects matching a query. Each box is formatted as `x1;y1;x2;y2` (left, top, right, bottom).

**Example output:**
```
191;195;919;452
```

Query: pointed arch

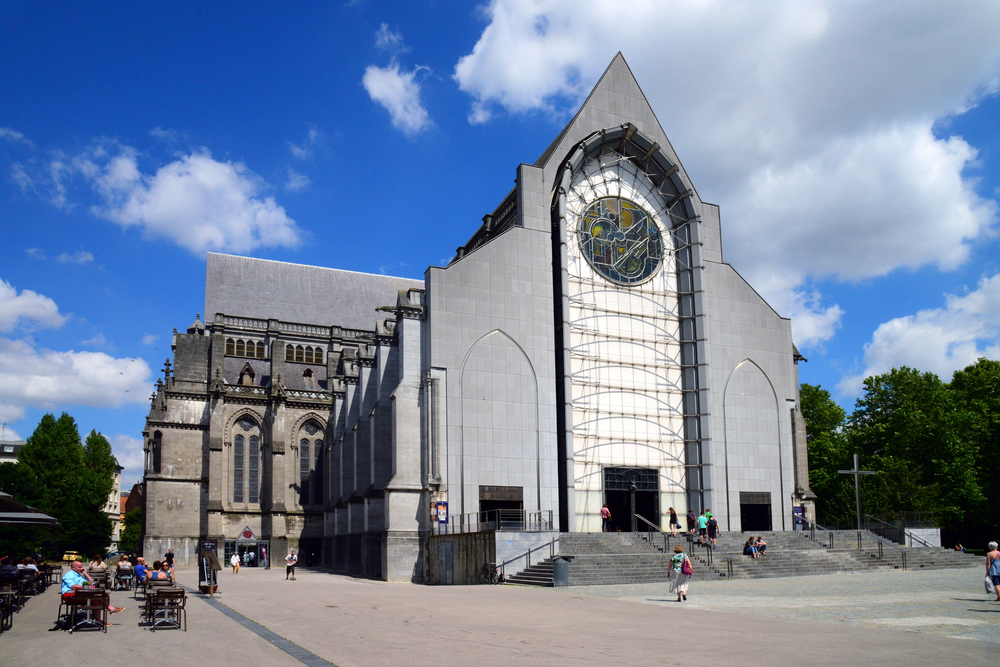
223;408;268;444
721;358;785;531
458;328;540;515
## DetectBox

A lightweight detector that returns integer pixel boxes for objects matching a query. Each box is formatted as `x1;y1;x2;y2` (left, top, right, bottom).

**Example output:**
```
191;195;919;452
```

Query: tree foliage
804;358;999;536
0;413;116;559
119;507;142;554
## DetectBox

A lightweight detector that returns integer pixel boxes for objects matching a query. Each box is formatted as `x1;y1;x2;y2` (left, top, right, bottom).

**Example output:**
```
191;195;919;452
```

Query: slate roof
205;254;424;331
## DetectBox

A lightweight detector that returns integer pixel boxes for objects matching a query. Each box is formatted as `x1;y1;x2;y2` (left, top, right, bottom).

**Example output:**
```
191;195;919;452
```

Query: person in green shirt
696;512;709;545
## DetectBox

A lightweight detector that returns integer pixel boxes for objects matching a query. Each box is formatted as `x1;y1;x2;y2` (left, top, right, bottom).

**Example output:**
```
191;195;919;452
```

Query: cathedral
141;54;814;582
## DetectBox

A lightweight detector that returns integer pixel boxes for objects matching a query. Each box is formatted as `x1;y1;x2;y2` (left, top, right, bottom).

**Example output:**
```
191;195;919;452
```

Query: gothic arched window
313;438;324;506
295;345;304;363
233;435;245;503
304;347;313;364
299;438;310;505
314;349;323;365
286;344;294;362
226;339;235;356
151;431;162;474
248;435;260;503
236;340;245;357
256;341;265;359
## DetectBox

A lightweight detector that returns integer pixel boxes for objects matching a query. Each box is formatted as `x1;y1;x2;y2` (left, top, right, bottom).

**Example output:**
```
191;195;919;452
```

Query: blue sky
2;1;999;489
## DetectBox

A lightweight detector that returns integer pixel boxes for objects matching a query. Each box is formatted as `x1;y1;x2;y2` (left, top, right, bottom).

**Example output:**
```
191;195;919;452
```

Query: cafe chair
67;589;109;633
149;588;186;632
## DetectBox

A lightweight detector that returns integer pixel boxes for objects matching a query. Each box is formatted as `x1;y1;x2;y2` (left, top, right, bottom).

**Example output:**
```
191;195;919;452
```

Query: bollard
552;557;569;587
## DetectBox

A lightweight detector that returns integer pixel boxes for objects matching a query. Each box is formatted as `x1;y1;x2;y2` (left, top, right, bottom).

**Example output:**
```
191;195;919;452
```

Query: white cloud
11;163;34;192
287;126;322;160
81;333;107;346
56;250;95;264
141;334;158;345
1;426;22;441
838;273;1000;395
81;146;303;255
375;24;408;54
285;167;311;192
25;248;45;260
111;434;145;489
453;0;1000;348
0;338;151;419
150;127;180;142
363;63;433;136
0;279;68;332
0;127;33;148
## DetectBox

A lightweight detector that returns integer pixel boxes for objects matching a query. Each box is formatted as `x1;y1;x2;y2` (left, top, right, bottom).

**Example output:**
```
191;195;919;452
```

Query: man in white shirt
284;550;297;580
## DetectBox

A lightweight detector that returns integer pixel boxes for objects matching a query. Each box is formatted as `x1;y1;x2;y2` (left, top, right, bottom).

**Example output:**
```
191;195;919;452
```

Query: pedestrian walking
285;549;298;580
601;504;612;532
669;545;692;601
231;552;240;575
696;511;709;544
987;541;1000;601
686;509;696;535
668;507;680;538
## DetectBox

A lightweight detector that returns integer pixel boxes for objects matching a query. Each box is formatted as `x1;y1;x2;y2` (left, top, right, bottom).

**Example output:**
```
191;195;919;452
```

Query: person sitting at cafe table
88;554;108;574
133;557;150;583
18;556;40;594
61;560;125;618
148;560;173;582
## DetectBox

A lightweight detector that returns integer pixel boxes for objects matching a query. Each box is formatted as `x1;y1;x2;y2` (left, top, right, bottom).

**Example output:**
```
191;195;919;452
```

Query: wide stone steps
501;530;980;586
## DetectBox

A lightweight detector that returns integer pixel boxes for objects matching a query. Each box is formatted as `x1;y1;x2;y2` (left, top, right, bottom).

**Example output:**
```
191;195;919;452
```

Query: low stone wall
907;528;941;547
495;531;560;576
426;530;560;584
426;531;495;585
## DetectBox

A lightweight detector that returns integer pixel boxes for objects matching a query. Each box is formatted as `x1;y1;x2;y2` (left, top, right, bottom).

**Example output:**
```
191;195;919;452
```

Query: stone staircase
501;530;981;586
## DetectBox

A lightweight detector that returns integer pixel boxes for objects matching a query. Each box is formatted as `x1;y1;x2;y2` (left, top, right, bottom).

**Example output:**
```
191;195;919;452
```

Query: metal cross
838;453;877;530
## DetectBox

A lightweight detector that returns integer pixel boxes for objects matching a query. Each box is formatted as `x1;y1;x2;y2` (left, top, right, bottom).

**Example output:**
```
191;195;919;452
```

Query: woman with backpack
669;545;693;601
987;541;1000;601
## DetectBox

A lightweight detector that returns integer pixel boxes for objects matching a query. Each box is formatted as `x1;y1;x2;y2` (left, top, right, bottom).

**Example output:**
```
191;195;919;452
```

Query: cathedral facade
141;55;814;581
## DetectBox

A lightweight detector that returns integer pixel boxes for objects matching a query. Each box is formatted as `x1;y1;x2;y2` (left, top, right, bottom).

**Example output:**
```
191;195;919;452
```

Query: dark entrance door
604;467;659;532
479;485;524;529
739;492;772;532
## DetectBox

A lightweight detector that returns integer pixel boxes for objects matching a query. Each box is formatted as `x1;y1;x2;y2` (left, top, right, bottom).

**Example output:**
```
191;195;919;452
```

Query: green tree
847;367;981;526
800;384;854;525
119;507;142;553
949;358;1000;538
0;413;116;558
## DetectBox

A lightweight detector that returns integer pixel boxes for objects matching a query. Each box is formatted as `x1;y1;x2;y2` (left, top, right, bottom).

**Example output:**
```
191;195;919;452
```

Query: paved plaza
3;565;997;666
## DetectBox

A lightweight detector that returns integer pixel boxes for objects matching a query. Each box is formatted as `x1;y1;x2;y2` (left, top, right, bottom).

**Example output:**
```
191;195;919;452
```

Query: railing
805;520;907;570
864;514;935;548
862;530;907;570
628;513;732;579
285;389;332;402
805;519;833;546
688;534;734;579
432;509;554;535
632;513;673;554
498;536;559;581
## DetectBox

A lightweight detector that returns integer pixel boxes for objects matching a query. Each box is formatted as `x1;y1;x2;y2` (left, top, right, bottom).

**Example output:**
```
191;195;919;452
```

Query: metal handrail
858;529;907;570
864;513;934;548
629;513;732;579
497;536;559;580
631;513;673;554
695;536;734;579
433;509;554;535
804;519;833;546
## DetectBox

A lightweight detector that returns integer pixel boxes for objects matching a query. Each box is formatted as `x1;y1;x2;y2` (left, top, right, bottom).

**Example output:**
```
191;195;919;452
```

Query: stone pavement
2;565;997;666
568;565;1000;645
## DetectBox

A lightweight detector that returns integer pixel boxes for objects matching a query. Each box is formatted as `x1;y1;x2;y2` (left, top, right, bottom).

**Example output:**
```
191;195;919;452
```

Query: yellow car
62;551;83;562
